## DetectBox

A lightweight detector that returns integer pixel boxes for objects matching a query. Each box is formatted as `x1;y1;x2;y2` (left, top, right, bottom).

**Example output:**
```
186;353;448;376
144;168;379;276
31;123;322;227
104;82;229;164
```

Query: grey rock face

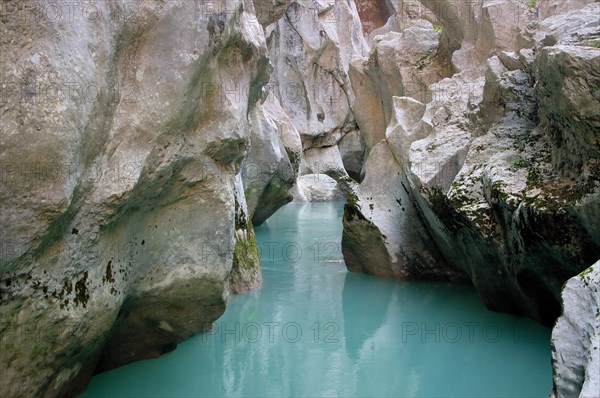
419;0;535;76
338;129;367;181
551;261;600;398
242;93;301;226
0;1;268;396
535;45;600;176
538;0;597;20
1;0;598;396
265;0;371;181
228;174;262;295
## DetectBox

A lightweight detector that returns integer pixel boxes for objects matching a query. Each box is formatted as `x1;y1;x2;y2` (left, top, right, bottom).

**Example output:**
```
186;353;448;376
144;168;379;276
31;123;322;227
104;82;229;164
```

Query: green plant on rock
527;0;537;9
433;25;443;35
512;157;527;169
515;129;533;151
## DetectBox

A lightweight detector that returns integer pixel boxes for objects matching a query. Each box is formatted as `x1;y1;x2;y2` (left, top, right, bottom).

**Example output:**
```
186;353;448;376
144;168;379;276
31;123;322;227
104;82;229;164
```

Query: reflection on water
84;202;552;397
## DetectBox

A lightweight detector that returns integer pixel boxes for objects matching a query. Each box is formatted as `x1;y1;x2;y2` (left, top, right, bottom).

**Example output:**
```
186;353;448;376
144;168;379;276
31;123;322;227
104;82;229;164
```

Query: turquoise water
83;202;552;397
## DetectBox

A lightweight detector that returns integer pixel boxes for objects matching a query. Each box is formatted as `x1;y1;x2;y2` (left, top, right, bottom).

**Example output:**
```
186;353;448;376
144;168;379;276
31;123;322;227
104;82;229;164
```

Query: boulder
301;145;348;179
290;174;343;202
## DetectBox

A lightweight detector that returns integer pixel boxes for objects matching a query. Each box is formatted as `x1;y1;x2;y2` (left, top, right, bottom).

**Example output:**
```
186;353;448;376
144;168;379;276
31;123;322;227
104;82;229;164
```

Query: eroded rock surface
342;1;600;326
550;261;600;398
0;1;268;396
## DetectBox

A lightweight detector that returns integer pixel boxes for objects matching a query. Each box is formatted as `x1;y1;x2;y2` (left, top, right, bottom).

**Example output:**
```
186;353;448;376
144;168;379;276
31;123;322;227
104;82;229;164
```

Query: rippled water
83;201;552;397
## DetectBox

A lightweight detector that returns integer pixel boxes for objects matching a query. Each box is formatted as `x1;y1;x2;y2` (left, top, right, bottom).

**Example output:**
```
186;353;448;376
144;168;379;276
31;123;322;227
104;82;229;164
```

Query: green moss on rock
228;220;262;294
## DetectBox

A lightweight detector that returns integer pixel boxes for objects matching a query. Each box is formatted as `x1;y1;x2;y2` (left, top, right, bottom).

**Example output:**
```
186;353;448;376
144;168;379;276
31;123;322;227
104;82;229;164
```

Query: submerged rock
550;261;600;398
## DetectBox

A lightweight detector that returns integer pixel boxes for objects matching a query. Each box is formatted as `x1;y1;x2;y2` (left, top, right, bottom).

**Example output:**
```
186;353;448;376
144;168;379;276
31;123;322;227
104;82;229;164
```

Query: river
83;201;552;397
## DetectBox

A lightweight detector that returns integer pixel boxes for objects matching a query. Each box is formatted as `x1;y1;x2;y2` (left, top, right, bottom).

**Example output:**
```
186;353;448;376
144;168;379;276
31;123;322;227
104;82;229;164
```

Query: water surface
84;202;552;397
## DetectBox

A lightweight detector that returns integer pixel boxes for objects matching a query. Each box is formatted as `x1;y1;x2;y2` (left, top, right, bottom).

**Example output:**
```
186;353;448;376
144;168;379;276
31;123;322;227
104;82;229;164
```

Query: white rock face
268;0;368;149
538;0;597;20
341;140;466;280
290;174;343;202
349;25;441;149
551;261;600;398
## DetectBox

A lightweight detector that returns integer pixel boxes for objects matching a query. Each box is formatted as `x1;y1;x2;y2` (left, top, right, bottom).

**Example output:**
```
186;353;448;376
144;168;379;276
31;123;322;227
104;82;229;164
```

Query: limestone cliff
1;1;266;396
342;0;600;327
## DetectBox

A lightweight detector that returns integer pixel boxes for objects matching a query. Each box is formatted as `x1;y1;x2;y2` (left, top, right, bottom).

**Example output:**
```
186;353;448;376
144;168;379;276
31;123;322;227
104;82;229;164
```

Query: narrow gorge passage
83;202;552;397
2;0;599;396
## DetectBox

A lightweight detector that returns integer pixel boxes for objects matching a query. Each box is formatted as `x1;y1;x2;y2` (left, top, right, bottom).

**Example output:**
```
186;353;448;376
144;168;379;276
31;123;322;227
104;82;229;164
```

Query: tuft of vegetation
527;0;537;9
512;158;528;169
426;141;439;151
433;25;443;35
515;129;533;151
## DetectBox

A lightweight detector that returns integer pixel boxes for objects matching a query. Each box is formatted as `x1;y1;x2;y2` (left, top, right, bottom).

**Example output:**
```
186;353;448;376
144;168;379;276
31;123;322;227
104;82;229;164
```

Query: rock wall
0;1;267;396
342;0;600;326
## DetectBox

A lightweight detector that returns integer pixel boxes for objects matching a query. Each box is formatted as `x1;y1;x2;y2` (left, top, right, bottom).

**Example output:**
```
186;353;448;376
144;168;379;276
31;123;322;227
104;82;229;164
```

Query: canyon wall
1;0;599;396
342;0;600;327
1;1;267;395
